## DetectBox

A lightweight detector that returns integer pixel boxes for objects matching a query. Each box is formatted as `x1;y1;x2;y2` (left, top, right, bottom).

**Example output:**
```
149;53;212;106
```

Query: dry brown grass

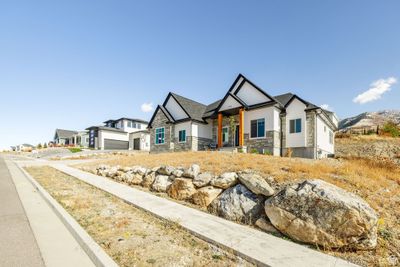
77;151;400;266
25;166;253;267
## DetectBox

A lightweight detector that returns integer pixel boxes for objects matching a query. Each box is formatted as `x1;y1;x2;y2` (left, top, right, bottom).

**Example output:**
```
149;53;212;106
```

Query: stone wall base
282;147;316;159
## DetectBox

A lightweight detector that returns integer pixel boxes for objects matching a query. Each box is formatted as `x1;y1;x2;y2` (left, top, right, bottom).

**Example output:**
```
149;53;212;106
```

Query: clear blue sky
1;0;399;149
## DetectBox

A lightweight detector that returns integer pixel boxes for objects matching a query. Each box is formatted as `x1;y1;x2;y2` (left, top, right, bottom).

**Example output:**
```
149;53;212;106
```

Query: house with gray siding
148;74;338;159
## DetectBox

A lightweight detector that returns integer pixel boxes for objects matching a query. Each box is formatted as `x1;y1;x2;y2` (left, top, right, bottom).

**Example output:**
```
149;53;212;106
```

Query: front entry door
235;125;240;147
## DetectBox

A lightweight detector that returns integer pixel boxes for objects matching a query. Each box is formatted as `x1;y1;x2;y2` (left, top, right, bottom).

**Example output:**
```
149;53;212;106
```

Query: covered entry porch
216;107;245;149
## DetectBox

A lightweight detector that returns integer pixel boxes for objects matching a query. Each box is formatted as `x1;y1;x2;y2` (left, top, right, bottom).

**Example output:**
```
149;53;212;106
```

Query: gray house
54;129;78;145
148;74;338;159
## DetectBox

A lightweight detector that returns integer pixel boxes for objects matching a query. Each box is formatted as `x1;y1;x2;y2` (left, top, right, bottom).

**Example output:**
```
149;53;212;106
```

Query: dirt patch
76;151;400;266
25;166;253;267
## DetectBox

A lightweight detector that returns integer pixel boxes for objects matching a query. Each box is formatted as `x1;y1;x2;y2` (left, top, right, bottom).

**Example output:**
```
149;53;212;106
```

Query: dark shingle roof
55;129;78;139
202;99;222;118
170;93;207;122
274;93;294;107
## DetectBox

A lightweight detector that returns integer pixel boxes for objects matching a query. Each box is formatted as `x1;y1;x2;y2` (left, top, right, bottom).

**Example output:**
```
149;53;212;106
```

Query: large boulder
141;171;156;188
183;164;200;178
192;186;222;207
132;166;148;176
210;172;238;189
208;184;264;224
130;173;144;185
106;166;119;178
265;179;378;250
157;165;175;176
193;172;214;188
167;178;197;200
238;172;275;197
172;168;184;178
151;175;172;192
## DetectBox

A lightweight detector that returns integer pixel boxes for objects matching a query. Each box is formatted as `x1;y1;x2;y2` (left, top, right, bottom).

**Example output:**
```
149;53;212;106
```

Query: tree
43;142;48;148
382;121;400;137
229;116;236;146
37;143;42;149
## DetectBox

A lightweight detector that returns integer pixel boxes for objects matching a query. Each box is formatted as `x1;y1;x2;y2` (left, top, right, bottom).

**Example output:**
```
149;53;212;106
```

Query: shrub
250;148;259;154
68;147;83;153
381;121;400;137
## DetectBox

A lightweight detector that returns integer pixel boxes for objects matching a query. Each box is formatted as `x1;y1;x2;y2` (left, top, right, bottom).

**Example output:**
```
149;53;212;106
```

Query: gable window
289;119;302;133
155;127;165;144
250;119;265;138
329;131;334;144
222;127;229;143
178;130;186;143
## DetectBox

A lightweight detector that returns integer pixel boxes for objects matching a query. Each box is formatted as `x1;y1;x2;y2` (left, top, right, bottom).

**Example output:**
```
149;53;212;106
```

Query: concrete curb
17;164;119;267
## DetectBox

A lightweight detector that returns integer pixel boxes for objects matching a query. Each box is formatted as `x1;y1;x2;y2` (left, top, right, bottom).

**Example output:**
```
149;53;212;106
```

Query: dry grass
77;151;400;266
25;166;253;267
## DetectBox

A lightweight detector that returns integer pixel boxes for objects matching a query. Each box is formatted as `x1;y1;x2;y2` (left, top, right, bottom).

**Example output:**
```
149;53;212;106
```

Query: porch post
239;108;244;146
218;113;222;148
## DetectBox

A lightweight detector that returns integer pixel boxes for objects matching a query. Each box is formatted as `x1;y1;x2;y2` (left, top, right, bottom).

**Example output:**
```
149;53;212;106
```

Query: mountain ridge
339;110;400;130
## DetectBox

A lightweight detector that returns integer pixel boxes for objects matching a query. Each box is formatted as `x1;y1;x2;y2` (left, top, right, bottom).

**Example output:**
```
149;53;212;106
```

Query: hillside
339;110;400;130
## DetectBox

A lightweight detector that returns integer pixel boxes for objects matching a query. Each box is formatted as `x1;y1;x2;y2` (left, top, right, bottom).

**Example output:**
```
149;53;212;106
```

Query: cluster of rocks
84;163;378;250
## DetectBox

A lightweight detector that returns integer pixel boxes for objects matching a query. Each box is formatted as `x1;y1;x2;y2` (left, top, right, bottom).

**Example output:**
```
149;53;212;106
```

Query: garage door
133;138;140;150
104;139;129;150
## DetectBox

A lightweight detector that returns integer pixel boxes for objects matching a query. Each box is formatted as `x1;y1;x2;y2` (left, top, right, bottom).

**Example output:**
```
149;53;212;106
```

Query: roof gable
147;105;174;128
219;94;243;112
164;93;190;121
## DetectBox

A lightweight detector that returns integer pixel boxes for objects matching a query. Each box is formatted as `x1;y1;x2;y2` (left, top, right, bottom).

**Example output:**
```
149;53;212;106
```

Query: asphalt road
0;155;44;267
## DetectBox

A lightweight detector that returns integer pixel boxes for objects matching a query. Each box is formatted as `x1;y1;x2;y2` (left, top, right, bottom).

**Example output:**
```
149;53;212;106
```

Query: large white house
148;74;338;159
86;118;150;151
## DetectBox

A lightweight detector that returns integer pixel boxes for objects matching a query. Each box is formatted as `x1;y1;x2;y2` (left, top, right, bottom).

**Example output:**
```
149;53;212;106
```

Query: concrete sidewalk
50;163;357;267
0;155;44;267
2;156;95;267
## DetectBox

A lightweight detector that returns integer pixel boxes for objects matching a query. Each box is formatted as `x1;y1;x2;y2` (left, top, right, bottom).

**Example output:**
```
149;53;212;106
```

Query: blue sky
1;0;399;149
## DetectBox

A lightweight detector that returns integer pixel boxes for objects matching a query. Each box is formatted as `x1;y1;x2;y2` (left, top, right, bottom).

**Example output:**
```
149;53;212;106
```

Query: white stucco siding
129;132;150;151
316;116;334;156
219;95;242;112
285;98;307;148
165;96;188;120
243;106;279;136
236;81;271;106
98;130;129;149
192;122;212;139
174;121;192;139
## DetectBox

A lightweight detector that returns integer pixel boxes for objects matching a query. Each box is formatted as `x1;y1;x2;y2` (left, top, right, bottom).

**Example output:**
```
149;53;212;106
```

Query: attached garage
104;139;129;150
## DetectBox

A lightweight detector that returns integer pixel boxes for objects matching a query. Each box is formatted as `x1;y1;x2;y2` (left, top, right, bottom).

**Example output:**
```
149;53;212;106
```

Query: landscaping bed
76;151;400;267
25;166;253;267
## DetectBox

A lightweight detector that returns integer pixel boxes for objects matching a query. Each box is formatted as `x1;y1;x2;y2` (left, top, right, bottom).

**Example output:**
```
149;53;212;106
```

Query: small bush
68;147;83;153
250;148;259;154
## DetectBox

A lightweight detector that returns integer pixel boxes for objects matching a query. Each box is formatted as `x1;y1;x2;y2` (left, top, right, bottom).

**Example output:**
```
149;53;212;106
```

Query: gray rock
255;217;281;235
193;172;214;187
265;179;378;250
121;172;133;183
132;166;148;176
157;165;175;176
172;168;184;178
210;172;238;189
208;184;264;224
122;167;133;173
183;164;200;178
130;173;144;185
238;173;275;196
152;175;172;192
106;167;119;178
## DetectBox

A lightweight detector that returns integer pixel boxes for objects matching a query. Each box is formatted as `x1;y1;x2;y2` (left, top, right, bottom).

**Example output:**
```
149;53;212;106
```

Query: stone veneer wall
192;136;213;151
173;136;193;152
244;130;280;155
150;109;173;153
306;111;316;148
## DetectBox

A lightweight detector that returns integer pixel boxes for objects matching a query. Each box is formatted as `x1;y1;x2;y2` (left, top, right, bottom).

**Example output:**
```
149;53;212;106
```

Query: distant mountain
339;110;400;130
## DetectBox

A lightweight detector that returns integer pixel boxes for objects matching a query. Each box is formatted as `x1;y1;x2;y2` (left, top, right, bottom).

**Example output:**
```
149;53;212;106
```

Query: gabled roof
168;93;207;122
147;105;175;128
203;99;222;118
55;129;78;139
275;93;318;110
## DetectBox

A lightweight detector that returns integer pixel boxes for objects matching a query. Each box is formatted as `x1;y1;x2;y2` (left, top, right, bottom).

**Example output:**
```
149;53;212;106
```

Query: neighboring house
148;74;338;159
72;131;90;147
87;118;149;150
15;144;35;152
54;129;78;145
129;130;150;151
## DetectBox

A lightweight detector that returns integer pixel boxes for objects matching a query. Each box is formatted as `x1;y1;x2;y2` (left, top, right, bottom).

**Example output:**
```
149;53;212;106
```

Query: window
289;119;302;133
178;130;186;143
329;131;334;144
86;137;89;143
155;127;165;144
132;123;137;128
127;121;132;127
138;124;141;129
250;119;265;138
222;127;229;143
